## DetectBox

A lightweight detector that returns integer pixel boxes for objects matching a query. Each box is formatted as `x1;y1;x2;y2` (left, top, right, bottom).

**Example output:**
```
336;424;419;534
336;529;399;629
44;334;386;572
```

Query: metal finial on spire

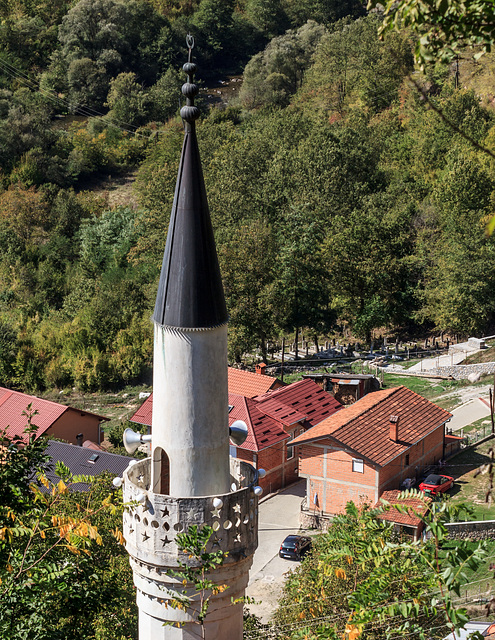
180;35;200;127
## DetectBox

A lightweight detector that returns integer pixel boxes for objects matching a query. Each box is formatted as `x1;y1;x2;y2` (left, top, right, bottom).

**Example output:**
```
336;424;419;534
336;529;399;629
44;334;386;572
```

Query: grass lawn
441;539;495;599
41;383;151;438
465;343;495;365
447;436;495;520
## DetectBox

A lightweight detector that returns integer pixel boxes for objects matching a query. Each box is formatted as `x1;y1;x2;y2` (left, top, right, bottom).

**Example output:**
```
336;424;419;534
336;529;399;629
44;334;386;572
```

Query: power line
0;56;155;139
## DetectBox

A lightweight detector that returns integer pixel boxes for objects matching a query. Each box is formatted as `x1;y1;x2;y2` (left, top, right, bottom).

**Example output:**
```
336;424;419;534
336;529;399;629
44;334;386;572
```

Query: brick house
132;376;342;495
290;386;452;520
228;378;342;493
228;392;292;493
0;387;108;445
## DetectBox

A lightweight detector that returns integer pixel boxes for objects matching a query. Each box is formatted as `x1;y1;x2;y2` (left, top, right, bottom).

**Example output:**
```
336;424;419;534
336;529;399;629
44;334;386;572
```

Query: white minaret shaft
122;39;258;640
152;323;230;496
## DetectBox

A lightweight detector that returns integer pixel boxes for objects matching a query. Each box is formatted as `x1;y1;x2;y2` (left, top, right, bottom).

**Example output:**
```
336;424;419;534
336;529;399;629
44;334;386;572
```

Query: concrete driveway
448;398;492;432
245;480;309;622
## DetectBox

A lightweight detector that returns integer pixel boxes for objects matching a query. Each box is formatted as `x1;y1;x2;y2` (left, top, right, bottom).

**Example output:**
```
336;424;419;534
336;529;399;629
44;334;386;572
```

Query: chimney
76;433;83;446
389;415;399;442
255;362;267;375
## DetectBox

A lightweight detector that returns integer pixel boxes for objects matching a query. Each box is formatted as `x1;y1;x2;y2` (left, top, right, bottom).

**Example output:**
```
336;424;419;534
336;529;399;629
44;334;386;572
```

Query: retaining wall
428;362;495;380
425;520;495;540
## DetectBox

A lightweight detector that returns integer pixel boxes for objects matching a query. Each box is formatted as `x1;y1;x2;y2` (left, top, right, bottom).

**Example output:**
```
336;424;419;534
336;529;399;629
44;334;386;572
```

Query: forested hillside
0;0;492;392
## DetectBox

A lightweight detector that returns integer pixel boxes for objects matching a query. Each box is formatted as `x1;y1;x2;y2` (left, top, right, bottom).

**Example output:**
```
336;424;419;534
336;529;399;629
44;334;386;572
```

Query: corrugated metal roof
255;379;342;428
291;386;452;467
228;393;289;452
130;393;153;427
43;441;135;491
0;387;68;441
0;387;108;443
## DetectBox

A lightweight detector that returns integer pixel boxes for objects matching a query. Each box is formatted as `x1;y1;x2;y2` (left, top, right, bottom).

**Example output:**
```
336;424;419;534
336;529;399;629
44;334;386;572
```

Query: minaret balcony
122;458;258;567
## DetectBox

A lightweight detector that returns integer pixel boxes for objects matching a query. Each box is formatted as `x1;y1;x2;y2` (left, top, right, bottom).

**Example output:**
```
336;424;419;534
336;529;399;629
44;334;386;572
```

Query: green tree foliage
239;20;327;108
368;0;495;66
0;424;137;639
273;499;486;639
302;15;414;115
284;0;365;29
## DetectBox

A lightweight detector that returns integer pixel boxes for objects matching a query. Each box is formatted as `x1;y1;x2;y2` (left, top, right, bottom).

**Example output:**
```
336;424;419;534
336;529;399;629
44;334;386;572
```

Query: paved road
448;399;492;432
407;350;468;371
246;480;308;622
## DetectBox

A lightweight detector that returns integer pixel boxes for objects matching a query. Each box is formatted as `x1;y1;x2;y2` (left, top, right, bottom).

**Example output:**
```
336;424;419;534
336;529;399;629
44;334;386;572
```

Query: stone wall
428;362;495;380
425;520;495;540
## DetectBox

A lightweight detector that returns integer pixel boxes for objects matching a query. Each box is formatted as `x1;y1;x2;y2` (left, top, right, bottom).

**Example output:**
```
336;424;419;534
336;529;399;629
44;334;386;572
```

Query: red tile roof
290;386;452;467
228;393;289;452
228;367;281;398
0;387;108;443
130;368;282;427
255;379;342;428
376;489;431;528
130;393;153;427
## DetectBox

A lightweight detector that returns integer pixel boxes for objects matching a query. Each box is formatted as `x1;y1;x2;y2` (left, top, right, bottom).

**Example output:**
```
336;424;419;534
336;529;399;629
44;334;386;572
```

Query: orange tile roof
255;379;342;428
0;387;108;443
228;393;289;452
227;367;280;398
290;386;452;467
376;489;431;527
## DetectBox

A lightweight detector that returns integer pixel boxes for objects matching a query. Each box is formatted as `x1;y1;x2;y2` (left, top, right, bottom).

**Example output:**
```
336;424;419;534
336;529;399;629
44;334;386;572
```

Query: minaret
121;38;258;640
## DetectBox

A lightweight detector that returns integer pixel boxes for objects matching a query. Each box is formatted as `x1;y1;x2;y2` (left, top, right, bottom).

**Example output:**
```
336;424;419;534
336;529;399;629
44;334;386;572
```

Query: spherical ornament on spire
182;82;198;99
183;62;196;75
180;105;200;122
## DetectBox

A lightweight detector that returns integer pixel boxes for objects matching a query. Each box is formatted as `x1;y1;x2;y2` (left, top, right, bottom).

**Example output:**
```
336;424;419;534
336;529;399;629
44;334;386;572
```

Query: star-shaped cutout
161;507;169;517
234;533;241;543
142;531;150;542
137;473;145;484
233;503;241;514
185;508;197;520
211;534;222;546
210;507;221;518
161;536;171;545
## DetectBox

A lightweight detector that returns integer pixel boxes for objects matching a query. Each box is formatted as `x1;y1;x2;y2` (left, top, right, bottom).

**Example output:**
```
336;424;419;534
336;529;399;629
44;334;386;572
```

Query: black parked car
279;535;312;560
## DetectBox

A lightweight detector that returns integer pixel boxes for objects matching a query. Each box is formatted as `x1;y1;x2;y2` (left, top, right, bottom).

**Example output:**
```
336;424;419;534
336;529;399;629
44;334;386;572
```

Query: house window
352;459;364;473
286;442;294;460
229;444;237;458
405;454;410;466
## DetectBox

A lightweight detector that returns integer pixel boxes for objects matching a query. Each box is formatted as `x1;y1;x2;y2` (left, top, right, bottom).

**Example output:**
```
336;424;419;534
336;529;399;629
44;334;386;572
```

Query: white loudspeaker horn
229;420;248;446
123;428;152;454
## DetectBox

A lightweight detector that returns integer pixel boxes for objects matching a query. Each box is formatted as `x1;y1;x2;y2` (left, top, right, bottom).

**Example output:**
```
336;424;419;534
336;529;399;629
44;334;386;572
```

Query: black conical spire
153;36;228;330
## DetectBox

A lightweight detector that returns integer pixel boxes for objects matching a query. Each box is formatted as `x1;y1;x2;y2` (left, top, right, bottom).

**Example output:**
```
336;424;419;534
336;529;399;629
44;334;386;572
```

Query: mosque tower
120;38;259;640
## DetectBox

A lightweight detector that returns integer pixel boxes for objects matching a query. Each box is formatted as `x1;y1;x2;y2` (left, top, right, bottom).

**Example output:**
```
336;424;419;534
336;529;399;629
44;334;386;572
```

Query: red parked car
419;474;454;495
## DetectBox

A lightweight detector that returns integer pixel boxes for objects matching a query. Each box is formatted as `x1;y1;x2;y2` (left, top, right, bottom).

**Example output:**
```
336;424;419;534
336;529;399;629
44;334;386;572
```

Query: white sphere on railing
258;468;266;478
112;477;123;488
253;486;263;496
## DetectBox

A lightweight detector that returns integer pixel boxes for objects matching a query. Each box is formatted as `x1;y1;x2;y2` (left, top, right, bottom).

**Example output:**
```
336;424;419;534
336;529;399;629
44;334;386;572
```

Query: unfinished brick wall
299;441;377;515
299;424;446;516
378;425;445;492
234;440;299;494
